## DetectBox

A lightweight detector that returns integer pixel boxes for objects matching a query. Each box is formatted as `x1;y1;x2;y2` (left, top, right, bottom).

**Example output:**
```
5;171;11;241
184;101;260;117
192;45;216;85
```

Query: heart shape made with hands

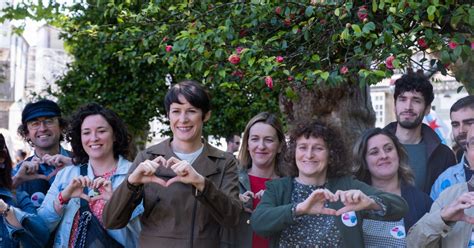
147;157;190;187
303;189;374;216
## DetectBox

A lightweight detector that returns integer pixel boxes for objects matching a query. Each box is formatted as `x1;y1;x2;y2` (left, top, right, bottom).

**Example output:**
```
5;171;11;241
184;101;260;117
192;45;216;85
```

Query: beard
454;133;467;150
397;111;424;129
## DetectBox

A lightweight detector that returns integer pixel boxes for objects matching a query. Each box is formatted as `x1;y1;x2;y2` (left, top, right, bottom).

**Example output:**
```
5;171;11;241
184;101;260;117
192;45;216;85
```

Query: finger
166;157;181;168
320;207;338;216
47;168;61;181
336;207;352;216
239;195;250;203
152;156;167;167
34;174;49;181
79;193;91;202
242;191;255;199
165;177;181;187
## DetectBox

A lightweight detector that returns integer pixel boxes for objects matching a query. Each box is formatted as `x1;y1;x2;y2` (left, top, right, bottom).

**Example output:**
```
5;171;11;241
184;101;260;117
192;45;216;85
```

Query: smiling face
26;116;62;152
451;107;474;150
295;136;329;181
365;134;400;181
395;91;429;129
169;95;210;147
247;122;281;169
81;114;115;161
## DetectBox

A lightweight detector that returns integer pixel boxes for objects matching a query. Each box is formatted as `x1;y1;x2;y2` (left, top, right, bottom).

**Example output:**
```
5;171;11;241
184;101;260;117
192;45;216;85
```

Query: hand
0;199;7;213
255;189;265;199
89;177;113;202
42;154;72;168
23;157;41;174
61;176;93;202
239;191;255;203
166;157;205;191
335;190;378;215
128;156;168;186
14;160;48;184
440;192;474;224
295;189;338;216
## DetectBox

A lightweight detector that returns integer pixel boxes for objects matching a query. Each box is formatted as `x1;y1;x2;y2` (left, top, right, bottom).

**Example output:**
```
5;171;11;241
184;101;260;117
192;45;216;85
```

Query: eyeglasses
27;117;58;130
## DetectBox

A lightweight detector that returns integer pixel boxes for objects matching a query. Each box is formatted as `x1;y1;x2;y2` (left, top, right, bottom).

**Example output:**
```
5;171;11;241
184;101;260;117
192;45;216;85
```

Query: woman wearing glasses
0;133;49;247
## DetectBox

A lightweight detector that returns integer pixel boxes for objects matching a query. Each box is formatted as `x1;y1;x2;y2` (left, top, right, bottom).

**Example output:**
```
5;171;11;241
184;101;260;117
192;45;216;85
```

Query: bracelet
0;204;10;217
58;191;69;205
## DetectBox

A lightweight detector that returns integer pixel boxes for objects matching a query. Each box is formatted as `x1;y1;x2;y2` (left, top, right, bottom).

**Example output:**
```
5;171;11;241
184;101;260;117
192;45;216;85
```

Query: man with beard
12;99;72;208
384;72;456;194
430;95;474;200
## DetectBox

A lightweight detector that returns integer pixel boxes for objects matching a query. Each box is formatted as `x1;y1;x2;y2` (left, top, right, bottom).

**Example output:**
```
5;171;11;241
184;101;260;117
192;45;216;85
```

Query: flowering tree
2;0;473;148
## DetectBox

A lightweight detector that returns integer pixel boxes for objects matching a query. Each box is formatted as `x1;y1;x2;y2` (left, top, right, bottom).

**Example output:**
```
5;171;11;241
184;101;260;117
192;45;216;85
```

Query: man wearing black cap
12;99;72;208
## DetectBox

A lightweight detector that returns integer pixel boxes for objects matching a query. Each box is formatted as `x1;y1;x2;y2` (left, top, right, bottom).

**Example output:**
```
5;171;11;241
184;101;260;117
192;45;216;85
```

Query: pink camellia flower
162;36;168;42
165;45;172;52
471;41;474;50
236;47;244;54
276;56;284;63
448;41;457;50
288;76;294;81
265;76;273;89
275;6;282;15
340;66;349;74
228;54;240;64
357;6;368;22
385;55;395;69
417;38;428;49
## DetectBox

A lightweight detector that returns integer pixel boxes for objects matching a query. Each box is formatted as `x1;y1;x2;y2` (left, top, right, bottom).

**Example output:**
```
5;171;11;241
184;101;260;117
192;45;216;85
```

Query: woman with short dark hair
251;120;408;247
104;80;241;247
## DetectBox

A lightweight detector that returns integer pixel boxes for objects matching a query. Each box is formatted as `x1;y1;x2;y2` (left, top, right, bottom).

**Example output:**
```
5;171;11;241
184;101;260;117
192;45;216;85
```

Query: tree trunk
279;83;376;153
449;59;474;95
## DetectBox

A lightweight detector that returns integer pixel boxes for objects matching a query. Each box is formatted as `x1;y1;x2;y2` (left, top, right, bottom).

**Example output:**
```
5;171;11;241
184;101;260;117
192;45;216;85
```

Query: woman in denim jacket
38;103;143;247
0;133;49;247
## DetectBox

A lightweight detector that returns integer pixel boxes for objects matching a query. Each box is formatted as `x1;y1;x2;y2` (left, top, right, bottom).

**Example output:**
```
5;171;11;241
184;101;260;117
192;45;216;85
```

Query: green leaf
453;46;462;57
248;57;255;66
320;72;329;81
362;22;376;33
335;8;340;17
305;6;314;17
372;0;377;12
351;24;362;35
218;70;226;79
427;6;436;21
311;54;320;62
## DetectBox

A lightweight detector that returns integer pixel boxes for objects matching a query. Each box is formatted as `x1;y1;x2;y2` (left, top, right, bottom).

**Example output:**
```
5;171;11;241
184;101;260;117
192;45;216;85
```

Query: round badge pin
390;225;406;239
31;192;45;207
341;211;357;227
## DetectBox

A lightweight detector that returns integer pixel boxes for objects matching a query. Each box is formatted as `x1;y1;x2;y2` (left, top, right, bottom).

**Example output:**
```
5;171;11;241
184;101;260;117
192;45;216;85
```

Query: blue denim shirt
430;155;466;200
0;188;49;247
13;146;72;208
38;155;143;248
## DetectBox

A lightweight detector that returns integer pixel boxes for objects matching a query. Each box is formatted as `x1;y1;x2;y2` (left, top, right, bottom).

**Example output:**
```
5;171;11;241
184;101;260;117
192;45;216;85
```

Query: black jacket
384;122;456;194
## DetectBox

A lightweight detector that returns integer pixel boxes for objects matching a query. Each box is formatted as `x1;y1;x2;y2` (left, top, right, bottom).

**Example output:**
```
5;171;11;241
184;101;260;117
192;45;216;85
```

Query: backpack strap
79;164;89;211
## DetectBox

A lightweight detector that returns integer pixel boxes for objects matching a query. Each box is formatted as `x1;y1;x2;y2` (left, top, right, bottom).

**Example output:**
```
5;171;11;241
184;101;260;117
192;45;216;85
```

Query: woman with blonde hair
233;112;286;247
353;127;432;247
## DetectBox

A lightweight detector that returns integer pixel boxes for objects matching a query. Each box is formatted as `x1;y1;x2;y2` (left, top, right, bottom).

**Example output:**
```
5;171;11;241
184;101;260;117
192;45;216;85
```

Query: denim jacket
430;155;465;200
13;146;72;208
38;155;143;248
0;188;49;247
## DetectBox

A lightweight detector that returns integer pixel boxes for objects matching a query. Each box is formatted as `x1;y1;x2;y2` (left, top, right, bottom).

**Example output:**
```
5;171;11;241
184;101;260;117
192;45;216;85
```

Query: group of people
0;71;471;247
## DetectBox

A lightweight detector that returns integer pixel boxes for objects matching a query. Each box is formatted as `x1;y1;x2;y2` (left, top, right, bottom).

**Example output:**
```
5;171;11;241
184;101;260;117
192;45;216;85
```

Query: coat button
246;219;250;224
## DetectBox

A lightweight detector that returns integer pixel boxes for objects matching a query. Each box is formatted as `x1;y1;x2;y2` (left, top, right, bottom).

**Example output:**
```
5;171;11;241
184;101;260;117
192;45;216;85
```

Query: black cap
22;99;61;123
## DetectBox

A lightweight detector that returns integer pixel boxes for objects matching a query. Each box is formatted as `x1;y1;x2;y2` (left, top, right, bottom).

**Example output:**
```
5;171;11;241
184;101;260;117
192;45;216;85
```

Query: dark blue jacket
401;183;432;231
0;188;49;247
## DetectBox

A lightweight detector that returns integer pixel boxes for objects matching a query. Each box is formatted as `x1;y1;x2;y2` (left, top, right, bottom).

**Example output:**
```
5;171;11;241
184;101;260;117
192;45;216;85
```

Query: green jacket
251;176;408;248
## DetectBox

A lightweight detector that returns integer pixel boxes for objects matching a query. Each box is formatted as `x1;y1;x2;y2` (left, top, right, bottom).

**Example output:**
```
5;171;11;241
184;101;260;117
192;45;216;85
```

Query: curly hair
394;71;434;106
285;120;350;179
352;128;415;186
67;103;131;165
0;134;13;189
17;118;68;146
238;112;287;176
